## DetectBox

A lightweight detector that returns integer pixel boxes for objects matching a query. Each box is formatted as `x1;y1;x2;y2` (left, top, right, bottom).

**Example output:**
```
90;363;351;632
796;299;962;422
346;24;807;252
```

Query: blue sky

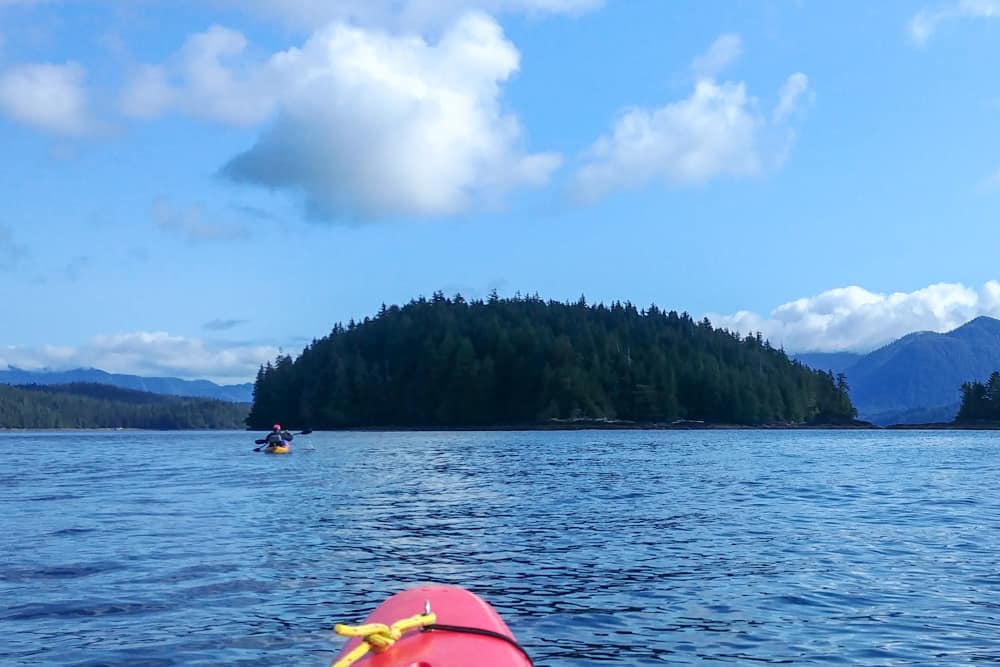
1;0;1000;383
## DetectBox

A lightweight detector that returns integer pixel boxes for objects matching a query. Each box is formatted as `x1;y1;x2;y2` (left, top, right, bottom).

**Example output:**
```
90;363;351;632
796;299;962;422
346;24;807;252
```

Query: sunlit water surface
2;430;999;665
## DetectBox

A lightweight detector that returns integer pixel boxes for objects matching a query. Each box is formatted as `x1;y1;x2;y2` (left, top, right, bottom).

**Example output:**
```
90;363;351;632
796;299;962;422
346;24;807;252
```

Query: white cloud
0;61;95;135
690;33;742;80
572;36;810;201
214;13;560;219
909;0;1000;45
118;9;572;220
152;197;249;242
234;0;603;32
120;26;285;125
119;65;175;120
774;71;809;121
707;281;1000;353
0;332;279;383
909;9;939;44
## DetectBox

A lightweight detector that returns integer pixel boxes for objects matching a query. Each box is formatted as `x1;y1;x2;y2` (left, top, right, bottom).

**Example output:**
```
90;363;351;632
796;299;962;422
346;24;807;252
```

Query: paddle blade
298;429;313;436
254;439;266;445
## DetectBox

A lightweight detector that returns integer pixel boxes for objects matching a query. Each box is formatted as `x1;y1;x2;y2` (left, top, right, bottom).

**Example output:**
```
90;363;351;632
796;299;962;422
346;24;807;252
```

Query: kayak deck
332;585;532;667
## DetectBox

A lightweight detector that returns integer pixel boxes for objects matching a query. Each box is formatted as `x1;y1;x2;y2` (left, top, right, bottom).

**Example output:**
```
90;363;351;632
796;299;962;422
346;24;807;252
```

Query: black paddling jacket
265;430;293;444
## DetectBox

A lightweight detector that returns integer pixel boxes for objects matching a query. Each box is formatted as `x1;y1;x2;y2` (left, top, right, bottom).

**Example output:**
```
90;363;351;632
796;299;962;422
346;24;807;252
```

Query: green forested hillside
0;382;249;429
247;294;856;428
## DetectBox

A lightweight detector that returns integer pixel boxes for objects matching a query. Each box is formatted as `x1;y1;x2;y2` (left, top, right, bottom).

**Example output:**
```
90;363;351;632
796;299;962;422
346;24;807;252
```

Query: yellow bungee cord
331;607;437;667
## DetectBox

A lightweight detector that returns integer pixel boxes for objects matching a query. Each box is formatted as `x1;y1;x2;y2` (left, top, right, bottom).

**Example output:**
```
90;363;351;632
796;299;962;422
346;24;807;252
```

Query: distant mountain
793;352;863;375
0;367;252;403
862;402;962;427
843;316;1000;425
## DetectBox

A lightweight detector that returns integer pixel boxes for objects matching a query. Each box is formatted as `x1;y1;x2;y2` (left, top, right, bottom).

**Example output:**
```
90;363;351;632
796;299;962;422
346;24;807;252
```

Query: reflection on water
2;429;999;665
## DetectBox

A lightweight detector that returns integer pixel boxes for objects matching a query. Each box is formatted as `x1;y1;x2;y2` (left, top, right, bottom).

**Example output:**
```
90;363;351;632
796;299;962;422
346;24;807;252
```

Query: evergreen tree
956;371;1000;422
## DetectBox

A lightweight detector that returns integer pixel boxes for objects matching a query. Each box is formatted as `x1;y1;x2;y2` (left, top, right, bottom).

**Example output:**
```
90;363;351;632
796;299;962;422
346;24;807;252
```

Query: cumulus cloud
909;0;1000;45
0;61;95;135
121;15;559;220
120;26;284;126
217;14;560;219
152;197;249;242
707;281;1000;353
234;0;603;32
0;332;279;383
572;36;810;201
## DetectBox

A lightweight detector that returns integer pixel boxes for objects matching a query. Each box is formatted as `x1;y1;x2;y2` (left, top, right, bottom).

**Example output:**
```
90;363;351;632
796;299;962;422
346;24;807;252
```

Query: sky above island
2;0;1000;383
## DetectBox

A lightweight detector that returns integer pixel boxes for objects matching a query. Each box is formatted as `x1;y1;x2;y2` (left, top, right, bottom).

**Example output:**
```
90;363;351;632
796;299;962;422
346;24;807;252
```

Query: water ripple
2;430;1000;665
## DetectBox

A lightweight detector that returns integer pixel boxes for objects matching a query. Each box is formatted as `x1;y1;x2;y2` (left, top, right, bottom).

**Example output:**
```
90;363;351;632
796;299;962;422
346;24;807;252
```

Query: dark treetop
956;371;1000;423
0;382;249;429
247;293;855;429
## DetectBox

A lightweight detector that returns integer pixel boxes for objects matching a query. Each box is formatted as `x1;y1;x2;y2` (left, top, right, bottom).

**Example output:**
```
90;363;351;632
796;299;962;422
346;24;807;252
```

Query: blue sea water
1;429;999;666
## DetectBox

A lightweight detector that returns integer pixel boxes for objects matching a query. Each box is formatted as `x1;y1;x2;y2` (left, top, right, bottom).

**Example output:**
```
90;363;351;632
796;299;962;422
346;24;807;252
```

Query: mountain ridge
796;316;1000;425
0;367;252;403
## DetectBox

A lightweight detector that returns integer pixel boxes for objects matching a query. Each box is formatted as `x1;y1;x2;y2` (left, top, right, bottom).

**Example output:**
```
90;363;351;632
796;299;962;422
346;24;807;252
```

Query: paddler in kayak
264;423;293;448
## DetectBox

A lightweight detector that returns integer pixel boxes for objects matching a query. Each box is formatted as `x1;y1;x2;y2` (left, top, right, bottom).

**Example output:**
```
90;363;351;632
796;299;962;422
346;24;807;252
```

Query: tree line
0;382;249;429
956;372;1000;422
247;293;857;428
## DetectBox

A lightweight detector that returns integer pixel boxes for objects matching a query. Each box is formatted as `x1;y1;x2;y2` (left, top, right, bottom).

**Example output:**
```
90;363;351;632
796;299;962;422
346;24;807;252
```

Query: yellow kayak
263;443;290;454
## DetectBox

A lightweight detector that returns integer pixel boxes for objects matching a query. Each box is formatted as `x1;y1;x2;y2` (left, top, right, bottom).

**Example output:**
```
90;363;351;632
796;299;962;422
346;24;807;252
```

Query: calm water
2;430;999;665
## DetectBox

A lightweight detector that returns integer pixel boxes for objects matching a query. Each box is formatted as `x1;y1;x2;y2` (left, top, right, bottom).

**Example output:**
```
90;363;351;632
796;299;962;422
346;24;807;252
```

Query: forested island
247;293;857;429
0;383;249;429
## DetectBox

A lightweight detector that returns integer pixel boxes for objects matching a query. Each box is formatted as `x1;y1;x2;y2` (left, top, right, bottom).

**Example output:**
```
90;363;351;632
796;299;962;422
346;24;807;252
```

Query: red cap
273;424;281;430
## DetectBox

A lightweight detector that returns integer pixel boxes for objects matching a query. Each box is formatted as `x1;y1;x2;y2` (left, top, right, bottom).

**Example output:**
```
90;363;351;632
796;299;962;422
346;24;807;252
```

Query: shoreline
8;421;1000;432
253;419;1000;431
252;421;884;432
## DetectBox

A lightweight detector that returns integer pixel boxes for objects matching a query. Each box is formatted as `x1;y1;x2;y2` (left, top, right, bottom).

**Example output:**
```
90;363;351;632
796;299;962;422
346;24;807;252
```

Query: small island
247;293;858;430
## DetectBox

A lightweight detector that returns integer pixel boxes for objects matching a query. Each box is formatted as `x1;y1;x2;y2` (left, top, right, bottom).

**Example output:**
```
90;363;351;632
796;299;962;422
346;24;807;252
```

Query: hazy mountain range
0;367;253;403
795;316;1000;425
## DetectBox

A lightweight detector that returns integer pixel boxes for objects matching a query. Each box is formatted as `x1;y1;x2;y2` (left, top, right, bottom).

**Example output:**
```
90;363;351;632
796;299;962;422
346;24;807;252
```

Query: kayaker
264;423;293;446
